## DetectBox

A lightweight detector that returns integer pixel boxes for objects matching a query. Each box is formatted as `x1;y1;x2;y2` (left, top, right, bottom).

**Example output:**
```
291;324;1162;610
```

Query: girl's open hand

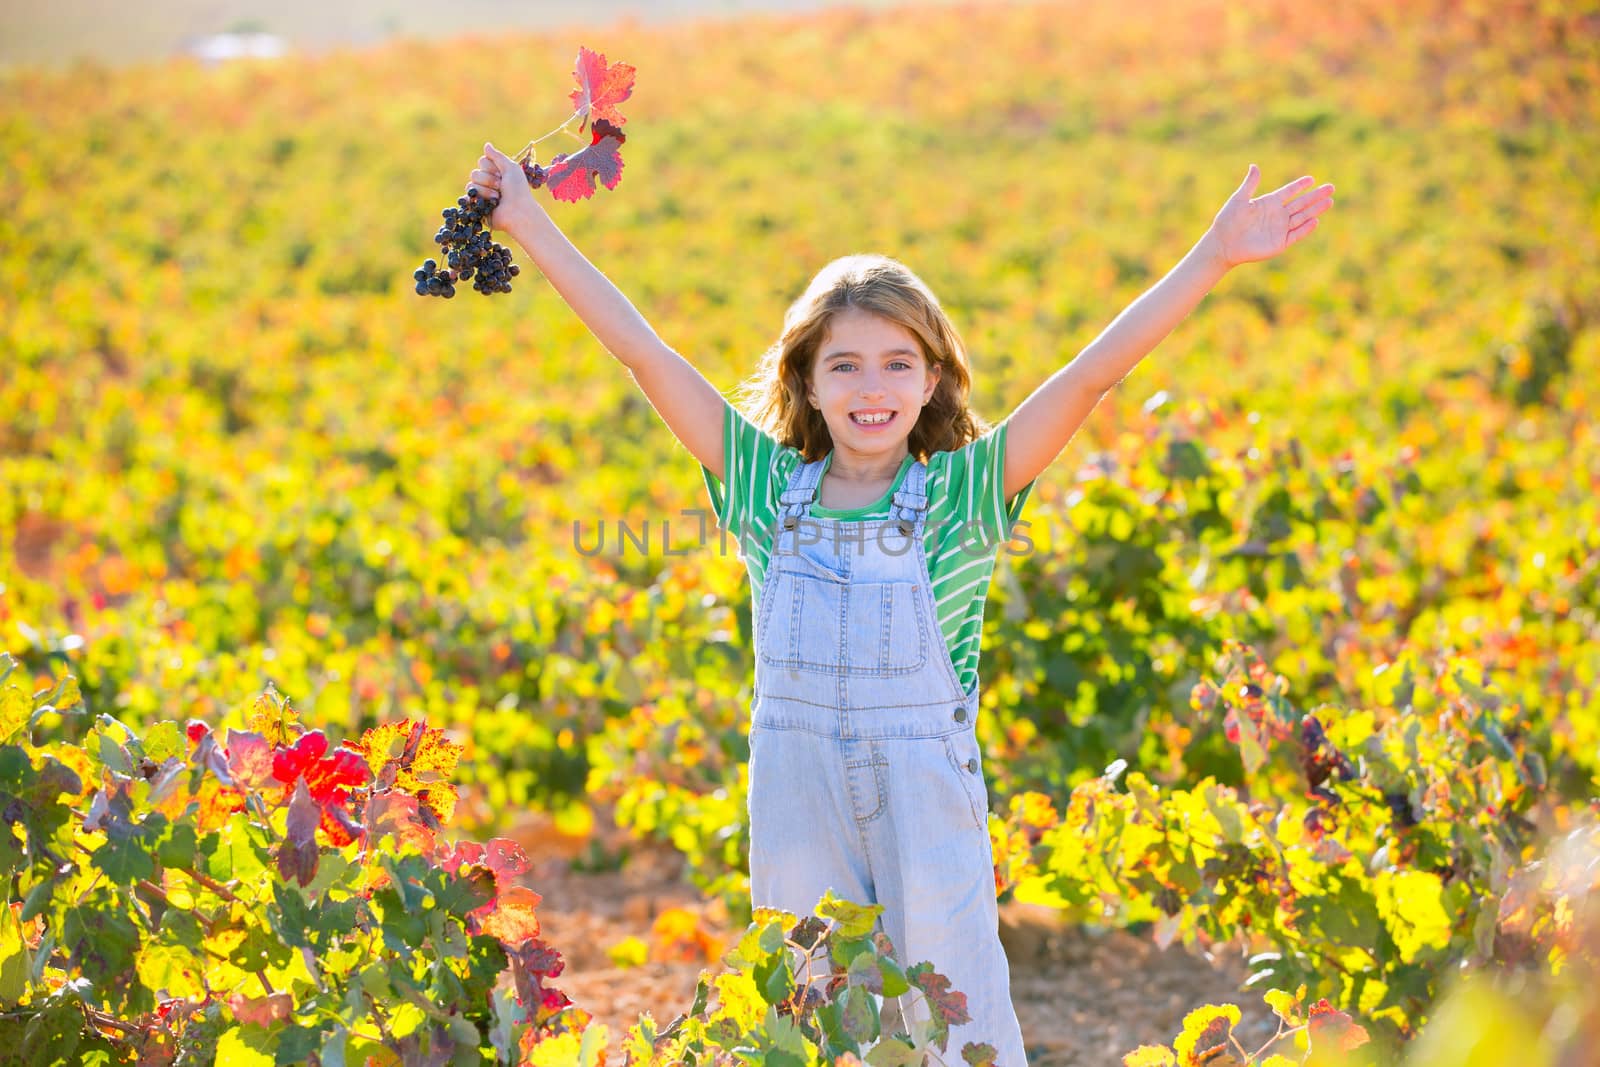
1208;164;1335;269
468;142;542;237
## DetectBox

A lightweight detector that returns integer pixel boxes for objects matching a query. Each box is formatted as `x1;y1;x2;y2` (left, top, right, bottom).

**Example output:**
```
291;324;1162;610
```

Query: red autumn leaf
544;120;625;204
1307;998;1371;1053
224;729;275;790
963;1043;999;1066
367;790;436;856
438;836;530;884
907;960;972;1031
475;884;544;946
568;47;635;129
228;991;293;1027
273;729;370;805
277;778;320;887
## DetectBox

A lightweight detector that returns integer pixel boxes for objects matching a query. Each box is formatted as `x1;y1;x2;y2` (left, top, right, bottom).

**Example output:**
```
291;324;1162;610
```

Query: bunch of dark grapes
413;187;520;298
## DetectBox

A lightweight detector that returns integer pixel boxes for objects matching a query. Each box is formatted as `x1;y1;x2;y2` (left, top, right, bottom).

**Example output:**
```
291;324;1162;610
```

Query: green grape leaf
142;721;185;763
203;817;269;884
846;946;884;995
92;810;167;885
753;949;793;1006
865;1035;923;1066
841;983;880;1042
155;821;199;871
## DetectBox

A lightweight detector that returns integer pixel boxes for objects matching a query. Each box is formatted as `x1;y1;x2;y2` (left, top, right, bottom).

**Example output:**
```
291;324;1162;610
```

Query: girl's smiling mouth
849;410;897;428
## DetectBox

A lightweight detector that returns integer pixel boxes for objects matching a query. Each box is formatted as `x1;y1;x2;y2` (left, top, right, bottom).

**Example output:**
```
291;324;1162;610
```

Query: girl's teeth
853;412;893;424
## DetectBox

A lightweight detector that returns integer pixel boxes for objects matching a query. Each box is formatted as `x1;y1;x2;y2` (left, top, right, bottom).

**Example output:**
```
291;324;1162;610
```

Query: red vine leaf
228;991;293;1027
1307;999;1370;1053
272;729;370;847
544;120;626;204
272;729;370;807
475;884;544;946
366;790;436;856
277;778;320;887
224;729;274;791
906;960;971;1049
438;837;531;884
569;47;635;129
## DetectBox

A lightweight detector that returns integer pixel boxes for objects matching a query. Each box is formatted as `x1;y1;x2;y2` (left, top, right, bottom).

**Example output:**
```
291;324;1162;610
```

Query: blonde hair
731;254;990;462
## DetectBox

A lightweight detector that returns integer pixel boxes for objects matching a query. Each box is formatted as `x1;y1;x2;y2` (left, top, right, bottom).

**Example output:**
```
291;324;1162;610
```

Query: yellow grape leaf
215;1027;275;1066
1264;987;1304;1025
1375;869;1452;962
0;684;28;744
710;971;765;1031
1124;1047;1178;1066
245;690;299;746
53;744;95;802
1403;979;1541;1066
522;1023;610;1067
1259;1057;1298;1067
814;888;881;938
355;719;462;824
1173;1004;1241;1067
135;943;208;999
608;935;649;968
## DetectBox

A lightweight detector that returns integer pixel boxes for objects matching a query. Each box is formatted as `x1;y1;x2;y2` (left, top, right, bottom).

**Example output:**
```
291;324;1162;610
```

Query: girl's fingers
469;168;500;189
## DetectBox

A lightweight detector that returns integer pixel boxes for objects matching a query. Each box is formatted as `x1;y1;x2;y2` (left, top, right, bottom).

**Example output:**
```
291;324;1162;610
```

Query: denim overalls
745;454;1029;1065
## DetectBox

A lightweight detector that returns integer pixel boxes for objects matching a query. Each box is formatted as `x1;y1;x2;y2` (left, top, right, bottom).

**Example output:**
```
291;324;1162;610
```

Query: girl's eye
831;361;912;372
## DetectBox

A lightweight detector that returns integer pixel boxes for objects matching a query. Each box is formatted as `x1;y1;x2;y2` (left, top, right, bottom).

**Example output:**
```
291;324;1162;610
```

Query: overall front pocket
757;571;929;675
942;731;992;833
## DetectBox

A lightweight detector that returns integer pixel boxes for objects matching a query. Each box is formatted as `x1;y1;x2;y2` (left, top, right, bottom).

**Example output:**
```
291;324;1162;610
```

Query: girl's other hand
1208;163;1335;269
468;142;542;237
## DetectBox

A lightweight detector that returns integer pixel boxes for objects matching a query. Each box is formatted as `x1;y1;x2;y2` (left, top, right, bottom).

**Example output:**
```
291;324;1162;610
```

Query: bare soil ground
513;812;1273;1066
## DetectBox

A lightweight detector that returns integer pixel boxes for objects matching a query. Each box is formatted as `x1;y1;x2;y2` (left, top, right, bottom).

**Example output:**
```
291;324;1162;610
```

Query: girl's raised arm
469;143;727;481
1001;165;1333;499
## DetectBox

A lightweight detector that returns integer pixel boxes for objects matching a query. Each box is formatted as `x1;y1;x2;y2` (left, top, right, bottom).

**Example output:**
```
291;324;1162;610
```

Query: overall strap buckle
889;461;929;535
778;457;826;529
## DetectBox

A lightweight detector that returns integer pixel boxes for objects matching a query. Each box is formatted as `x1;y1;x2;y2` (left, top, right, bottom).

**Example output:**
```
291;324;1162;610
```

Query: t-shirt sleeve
939;416;1038;546
699;398;784;540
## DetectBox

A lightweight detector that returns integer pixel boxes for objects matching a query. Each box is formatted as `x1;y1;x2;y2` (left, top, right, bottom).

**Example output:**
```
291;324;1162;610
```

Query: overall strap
778;458;826;530
889;460;929;535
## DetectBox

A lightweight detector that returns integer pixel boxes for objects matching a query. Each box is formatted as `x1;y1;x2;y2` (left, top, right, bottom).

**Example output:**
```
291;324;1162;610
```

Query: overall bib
746;455;1029;1065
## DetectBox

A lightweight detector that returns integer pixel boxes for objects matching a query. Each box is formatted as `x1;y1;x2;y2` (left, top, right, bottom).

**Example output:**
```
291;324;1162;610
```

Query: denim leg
747;725;879;966
864;735;1029;1066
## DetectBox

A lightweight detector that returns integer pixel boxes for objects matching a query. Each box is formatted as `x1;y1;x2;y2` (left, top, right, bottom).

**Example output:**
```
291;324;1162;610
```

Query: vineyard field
1;0;1598;1063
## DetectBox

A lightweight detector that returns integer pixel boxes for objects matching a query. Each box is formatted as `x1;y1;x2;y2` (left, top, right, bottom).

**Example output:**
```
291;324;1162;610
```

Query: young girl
467;142;1333;1063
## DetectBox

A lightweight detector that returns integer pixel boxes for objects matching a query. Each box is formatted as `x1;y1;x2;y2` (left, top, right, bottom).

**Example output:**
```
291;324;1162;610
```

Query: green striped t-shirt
699;398;1037;696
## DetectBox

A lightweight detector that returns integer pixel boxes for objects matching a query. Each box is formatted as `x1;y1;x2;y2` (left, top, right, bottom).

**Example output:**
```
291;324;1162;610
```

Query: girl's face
806;307;940;467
